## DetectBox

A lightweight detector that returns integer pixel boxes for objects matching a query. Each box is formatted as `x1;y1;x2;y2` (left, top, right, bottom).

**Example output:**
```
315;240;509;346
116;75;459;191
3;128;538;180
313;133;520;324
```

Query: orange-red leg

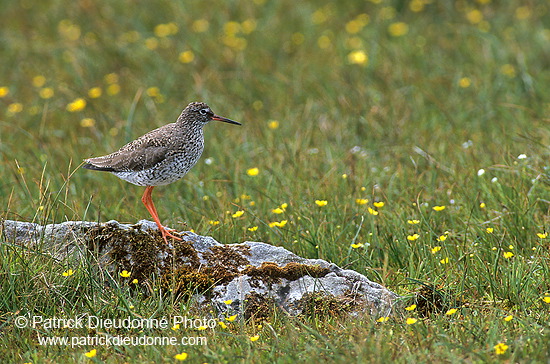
141;186;182;244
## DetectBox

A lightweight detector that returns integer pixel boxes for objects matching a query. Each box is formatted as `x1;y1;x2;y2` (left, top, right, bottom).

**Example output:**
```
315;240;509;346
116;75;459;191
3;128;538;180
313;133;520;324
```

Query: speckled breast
112;148;204;187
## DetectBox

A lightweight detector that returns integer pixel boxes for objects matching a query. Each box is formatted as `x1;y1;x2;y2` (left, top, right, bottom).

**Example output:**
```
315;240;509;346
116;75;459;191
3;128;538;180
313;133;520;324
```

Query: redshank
83;101;241;244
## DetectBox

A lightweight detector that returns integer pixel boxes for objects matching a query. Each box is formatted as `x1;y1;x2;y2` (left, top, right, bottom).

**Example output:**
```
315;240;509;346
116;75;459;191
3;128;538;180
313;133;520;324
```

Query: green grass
1;0;550;362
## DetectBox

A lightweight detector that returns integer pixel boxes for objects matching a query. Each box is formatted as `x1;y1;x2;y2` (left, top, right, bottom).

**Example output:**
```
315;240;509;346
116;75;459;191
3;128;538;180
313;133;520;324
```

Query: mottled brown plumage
83;101;240;243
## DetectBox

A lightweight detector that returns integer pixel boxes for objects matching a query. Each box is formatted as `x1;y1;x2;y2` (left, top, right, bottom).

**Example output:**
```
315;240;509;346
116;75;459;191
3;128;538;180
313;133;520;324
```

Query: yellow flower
537;232;548;239
197;325;207;331
405;304;416;311
146;87;160;97
542;296;550;304
437;235;447;242
466;9;483;24
388;22;409;37
224;21;241;35
80;118;95;128
494;343;508;355
145;37;158;49
486;227;494;233
247;167;259;176
376;316;389;322
39;87;54;99
458;77;471;88
311;6;331;24
432;206;446;211
345;20;362;34
66;98;86;112
503;251;514;259
269;220;288;228
250;335;260;342
179;50;195;64
84;349;97;358
315;200;328;207
247;226;258;232
351;243;364;249
317;35;332;49
479;202;486;208
500;64;516;78
407;219;420;225
0;86;10;97
107;84;120;95
119;270;131;278
504;315;513;322
88;87;102;98
132;279;138;284
192;19;209;33
368;207;379;216
33;75;46;87
218;321;227;329
407;234;419;241
440;257;449;264
8;103;23;114
268;120;279;129
209;220;220;225
355;198;369;205
291;32;304;45
446;308;457;315
172;324;180;331
62;269;75;277
153;23;170;38
431;246;441;254
226;314;238;322
224;299;233;305
174;352;188;361
373;201;385;208
347;50;368;65
272;207;285;214
232;210;244;218
406;318;417;325
515;6;531;20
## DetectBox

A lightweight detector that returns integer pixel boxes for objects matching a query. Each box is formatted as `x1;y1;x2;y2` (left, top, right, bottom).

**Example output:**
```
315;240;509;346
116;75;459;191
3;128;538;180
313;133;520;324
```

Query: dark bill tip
211;115;241;125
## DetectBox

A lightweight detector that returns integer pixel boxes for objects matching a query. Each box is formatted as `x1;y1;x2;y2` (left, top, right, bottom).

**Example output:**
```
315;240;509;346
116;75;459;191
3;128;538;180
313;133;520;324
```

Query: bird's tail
82;161;116;172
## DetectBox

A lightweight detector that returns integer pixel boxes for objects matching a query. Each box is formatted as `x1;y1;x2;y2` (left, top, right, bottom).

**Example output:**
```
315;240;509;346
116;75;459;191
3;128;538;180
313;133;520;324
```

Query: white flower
517;154;527;159
491;177;498;183
477;168;485;176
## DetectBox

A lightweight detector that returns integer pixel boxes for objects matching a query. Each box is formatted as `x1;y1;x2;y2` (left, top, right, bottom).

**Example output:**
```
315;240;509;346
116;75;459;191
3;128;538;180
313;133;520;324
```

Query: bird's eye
199;108;208;115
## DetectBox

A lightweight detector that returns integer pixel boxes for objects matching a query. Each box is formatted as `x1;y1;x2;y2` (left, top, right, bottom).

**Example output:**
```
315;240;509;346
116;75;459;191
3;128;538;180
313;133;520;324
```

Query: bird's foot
159;226;183;243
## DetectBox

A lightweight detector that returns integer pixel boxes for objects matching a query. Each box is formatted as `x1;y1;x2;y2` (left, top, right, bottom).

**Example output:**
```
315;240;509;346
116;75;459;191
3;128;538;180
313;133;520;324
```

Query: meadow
1;0;549;362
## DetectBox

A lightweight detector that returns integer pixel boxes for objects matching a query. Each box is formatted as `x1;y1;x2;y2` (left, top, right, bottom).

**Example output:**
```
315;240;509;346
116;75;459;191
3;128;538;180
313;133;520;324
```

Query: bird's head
181;102;241;126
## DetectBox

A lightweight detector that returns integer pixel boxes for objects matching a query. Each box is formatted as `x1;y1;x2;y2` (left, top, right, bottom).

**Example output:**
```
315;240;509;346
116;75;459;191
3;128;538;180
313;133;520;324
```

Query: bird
82;101;241;244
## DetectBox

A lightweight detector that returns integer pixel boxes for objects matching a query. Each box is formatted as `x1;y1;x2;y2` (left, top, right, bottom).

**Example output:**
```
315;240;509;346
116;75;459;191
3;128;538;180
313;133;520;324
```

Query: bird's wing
84;123;177;172
84;145;170;172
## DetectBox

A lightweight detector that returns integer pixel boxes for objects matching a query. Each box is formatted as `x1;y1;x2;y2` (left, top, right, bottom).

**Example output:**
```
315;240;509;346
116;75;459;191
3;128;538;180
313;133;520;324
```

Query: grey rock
1;219;399;318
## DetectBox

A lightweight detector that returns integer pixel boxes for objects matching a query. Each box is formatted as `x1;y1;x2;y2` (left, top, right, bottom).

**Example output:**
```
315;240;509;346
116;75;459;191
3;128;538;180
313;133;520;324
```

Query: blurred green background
1;0;550;361
2;0;550;283
2;0;549;280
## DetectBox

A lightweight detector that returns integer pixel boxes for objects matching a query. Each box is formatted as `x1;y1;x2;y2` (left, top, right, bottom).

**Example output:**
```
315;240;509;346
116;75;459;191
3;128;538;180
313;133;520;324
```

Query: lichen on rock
1;219;399;318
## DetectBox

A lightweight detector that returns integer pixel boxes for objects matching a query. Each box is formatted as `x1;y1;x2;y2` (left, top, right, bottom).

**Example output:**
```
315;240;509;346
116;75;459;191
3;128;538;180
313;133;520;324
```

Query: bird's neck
176;119;204;134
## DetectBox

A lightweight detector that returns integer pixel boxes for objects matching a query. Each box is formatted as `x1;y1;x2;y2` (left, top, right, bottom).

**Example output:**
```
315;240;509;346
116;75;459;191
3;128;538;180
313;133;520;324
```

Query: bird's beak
211;114;241;125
